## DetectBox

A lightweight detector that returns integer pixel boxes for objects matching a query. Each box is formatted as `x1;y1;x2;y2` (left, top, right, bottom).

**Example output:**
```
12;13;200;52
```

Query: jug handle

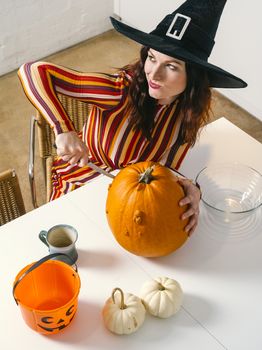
39;230;49;247
12;253;77;305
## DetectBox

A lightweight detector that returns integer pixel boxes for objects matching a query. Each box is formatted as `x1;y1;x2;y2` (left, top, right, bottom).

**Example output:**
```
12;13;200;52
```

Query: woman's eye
167;64;178;71
148;55;155;62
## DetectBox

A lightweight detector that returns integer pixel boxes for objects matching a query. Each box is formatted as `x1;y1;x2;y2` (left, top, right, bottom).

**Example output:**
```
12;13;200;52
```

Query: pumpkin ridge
159;292;170;316
164;290;176;305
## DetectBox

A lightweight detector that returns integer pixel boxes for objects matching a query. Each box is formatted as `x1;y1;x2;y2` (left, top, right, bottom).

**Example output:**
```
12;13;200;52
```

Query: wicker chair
29;93;90;208
0;169;26;225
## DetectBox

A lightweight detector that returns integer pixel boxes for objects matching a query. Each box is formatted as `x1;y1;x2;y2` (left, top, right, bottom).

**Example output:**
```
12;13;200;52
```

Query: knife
87;161;115;179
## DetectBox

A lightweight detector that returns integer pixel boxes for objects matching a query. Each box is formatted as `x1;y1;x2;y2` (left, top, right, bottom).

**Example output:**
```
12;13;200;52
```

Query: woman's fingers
181;207;195;220
55;131;89;166
60;151;89;167
68;154;81;165
59;153;72;161
186;221;198;236
178;178;201;236
182;207;199;235
78;153;90;167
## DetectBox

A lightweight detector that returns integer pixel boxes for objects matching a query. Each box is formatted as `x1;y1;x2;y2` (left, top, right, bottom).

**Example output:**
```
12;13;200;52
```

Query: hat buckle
166;13;191;40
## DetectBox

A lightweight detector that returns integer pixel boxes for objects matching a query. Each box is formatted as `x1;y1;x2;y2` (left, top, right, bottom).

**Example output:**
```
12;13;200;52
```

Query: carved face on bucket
37;304;76;333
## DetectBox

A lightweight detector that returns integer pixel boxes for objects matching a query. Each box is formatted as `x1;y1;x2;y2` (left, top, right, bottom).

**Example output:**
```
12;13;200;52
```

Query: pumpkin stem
139;166;155;184
112;287;127;310
158;283;165;291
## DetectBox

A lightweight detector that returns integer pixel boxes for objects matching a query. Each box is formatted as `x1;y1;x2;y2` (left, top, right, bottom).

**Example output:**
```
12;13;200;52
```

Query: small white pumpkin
140;276;183;318
102;287;146;335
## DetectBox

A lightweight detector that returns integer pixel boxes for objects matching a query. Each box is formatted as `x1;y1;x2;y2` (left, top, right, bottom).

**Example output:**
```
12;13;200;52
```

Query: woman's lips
149;80;161;89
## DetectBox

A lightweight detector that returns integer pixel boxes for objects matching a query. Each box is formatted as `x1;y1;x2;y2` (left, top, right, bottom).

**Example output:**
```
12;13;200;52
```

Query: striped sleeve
18;61;129;135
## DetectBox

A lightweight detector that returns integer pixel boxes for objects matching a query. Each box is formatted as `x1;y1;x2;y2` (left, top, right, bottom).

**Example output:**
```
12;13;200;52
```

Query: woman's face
144;49;187;105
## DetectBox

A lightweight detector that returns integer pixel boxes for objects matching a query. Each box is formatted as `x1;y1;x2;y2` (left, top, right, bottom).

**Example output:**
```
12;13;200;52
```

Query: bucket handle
13;253;78;305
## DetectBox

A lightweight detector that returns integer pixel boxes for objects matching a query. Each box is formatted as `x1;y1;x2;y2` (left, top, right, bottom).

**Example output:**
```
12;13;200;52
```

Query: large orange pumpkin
106;161;189;257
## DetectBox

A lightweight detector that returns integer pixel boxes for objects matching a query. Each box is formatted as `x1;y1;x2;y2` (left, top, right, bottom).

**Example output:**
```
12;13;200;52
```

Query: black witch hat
110;0;247;88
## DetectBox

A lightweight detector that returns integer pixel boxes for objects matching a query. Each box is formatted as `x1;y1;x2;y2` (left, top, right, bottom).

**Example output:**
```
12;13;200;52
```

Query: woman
18;0;247;235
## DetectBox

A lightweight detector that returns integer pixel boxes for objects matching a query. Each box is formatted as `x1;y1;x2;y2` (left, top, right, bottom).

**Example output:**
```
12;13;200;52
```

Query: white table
1;118;261;350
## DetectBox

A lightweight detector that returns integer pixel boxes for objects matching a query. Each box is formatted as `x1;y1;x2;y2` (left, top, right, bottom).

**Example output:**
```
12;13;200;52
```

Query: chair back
36;94;90;159
0;169;26;225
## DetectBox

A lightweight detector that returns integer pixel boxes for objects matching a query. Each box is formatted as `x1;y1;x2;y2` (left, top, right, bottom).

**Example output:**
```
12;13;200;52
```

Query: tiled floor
0;30;261;213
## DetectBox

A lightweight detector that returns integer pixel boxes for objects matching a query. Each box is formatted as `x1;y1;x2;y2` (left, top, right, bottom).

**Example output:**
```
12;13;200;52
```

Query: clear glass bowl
195;163;262;221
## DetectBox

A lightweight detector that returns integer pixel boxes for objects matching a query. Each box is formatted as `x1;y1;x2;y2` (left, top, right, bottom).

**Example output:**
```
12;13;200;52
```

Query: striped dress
18;62;190;200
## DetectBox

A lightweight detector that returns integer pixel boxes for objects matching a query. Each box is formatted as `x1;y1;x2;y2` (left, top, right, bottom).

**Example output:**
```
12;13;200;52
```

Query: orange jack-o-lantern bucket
13;253;81;335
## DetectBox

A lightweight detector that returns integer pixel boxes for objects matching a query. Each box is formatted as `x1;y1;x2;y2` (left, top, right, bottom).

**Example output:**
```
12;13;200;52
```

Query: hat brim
111;17;247;89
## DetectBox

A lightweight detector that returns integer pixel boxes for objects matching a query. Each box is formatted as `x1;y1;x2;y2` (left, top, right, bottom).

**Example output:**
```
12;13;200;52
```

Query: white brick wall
0;0;114;75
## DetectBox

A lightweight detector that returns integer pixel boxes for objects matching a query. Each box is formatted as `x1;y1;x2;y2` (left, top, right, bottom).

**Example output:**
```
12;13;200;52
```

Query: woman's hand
178;178;201;236
55;131;89;167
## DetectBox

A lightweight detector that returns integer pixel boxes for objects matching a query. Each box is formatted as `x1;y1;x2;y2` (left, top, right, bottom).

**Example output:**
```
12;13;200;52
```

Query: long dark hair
123;46;212;145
